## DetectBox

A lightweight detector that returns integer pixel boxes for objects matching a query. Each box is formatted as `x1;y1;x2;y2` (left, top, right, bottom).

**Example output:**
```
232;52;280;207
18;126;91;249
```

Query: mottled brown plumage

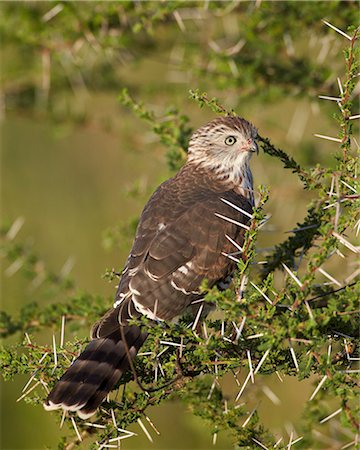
44;116;258;419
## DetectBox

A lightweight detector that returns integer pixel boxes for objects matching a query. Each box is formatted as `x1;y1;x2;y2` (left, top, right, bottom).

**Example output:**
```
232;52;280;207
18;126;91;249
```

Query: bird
44;115;258;419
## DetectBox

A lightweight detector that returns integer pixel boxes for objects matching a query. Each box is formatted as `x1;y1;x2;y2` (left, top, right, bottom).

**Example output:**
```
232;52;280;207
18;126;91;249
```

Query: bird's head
187;116;258;179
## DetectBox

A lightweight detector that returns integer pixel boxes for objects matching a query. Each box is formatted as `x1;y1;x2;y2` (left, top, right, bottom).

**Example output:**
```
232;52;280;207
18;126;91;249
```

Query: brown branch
340;27;359;160
307;282;357;308
344;402;360;431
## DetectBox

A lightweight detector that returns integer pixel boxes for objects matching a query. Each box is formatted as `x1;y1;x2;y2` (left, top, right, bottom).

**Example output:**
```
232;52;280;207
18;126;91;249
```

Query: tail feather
44;324;147;418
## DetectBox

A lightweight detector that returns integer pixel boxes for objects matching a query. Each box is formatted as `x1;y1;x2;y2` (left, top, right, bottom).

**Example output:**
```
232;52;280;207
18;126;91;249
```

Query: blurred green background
1;2;358;449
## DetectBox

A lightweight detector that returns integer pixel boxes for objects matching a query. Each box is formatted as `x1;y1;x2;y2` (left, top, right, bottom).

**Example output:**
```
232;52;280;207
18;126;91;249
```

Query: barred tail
44;324;147;419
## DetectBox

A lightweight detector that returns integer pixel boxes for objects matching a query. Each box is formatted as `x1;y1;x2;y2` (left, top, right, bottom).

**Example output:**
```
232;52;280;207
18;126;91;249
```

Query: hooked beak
248;141;258;155
240;139;259;155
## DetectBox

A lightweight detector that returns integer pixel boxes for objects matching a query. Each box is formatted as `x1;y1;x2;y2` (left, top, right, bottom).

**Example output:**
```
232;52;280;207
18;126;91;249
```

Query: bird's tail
44;321;147;419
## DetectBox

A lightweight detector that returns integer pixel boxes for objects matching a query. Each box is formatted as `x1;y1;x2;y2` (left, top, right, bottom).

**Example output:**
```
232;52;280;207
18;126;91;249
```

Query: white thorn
42;3;64;22
60;315;66;348
320;407;342;424
314;133;342;143
215;212;250;230
179;336;184;358
173;10;185;32
221;320;225;337
157;360;165;378
225;234;243;252
289;342;299;372
344;338;351;361
232;321;240;335
238;316;246;337
60;256;75;278
246;333;264;340
221;252;240;263
238;274;248;301
235;372;252;401
329;175;335;197
345;267;360;283
341;438;359;449
252;438;269;449
340;179;357;193
309;375;328;401
153;298;158;319
6;216;25;240
156;346;169;358
207;379;217;400
327;343;332;364
287;431;293;450
202;322;209;341
111;408;117;429
291;436;304;446
212;432;217;446
275;371;284;382
38;352;48;364
304;300;314;320
282;263;303;288
145;414;160;436
337;77;344;95
192;303;204;331
318;95;341;101
318;267;342;287
52;334;58;368
322;20;352;41
220;197;253;218
355;219;360;237
247;350;254;383
60;410;67;429
159;340;182;348
262;385;281;405
250;281;273;305
71;417;82;441
137;418;153;443
39;378;50;394
333;231;360;253
84;422;106;429
5;258;25;277
242;407;256;427
17;380;40;402
108;434;134;443
22;371;38;393
254;349;270;374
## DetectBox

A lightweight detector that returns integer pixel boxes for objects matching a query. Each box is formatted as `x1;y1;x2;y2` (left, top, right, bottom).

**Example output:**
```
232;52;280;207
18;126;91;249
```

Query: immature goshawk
44;116;258;419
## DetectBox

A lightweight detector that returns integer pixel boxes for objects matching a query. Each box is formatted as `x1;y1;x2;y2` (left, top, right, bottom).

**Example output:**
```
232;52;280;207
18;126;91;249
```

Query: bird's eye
225;136;237;146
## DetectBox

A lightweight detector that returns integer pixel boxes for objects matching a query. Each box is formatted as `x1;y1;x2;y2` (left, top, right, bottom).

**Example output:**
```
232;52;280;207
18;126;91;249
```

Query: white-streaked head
187;116;258;180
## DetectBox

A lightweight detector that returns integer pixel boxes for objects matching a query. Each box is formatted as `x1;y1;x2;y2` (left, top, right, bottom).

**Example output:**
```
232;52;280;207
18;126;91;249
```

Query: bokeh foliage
1;1;358;115
1;2;359;449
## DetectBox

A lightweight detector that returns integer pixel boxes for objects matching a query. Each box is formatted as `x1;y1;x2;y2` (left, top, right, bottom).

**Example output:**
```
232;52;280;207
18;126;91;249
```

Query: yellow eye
225;136;237;146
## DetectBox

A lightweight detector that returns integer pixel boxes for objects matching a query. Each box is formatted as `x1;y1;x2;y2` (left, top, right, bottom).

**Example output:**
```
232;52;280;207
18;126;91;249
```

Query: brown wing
109;169;252;324
92;166;253;340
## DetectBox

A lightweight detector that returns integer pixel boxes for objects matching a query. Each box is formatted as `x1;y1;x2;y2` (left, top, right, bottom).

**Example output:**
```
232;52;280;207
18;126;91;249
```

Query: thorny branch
339;26;359;160
1;18;359;450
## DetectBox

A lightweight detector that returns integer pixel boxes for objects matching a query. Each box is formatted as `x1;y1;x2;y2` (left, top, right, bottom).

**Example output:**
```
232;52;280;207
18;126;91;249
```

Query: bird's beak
241;139;258;154
250;141;259;155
